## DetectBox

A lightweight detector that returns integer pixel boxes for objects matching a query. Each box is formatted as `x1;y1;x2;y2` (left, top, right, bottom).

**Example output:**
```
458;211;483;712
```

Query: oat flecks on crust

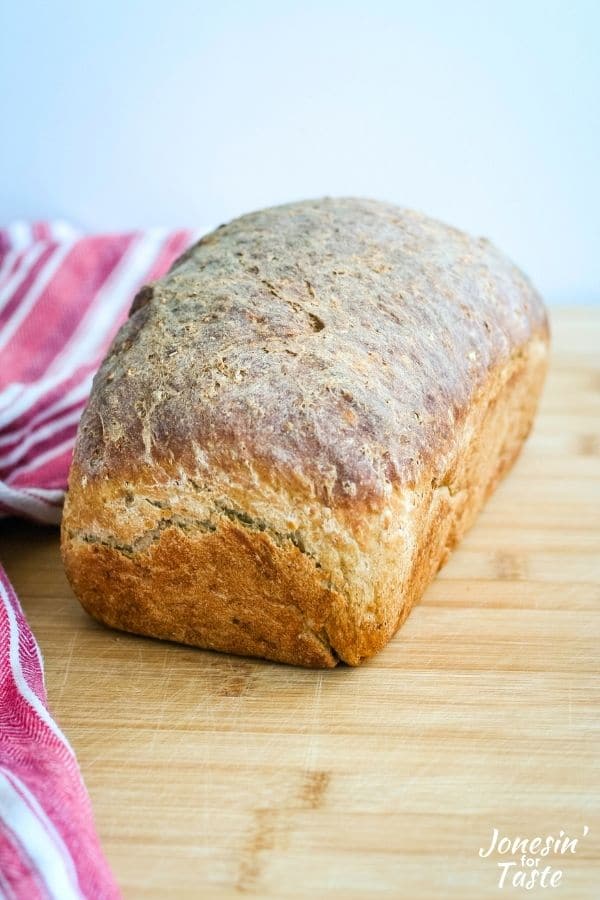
61;198;550;667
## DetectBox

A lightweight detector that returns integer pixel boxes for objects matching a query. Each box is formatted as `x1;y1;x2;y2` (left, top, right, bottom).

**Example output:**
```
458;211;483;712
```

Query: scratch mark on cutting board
147;664;173;756
303;671;323;774
56;633;77;706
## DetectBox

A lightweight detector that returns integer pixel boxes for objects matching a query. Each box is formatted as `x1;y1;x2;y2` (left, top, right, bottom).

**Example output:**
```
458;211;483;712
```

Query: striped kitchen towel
0;221;199;898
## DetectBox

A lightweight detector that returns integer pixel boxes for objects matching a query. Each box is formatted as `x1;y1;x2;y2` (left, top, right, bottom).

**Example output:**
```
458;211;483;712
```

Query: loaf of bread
61;198;549;667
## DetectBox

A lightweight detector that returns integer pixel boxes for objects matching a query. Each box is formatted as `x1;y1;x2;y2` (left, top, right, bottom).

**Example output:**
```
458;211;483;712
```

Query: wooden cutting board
1;307;599;899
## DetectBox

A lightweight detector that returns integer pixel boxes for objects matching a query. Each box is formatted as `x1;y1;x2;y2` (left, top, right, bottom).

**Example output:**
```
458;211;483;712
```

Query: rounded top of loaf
73;197;548;508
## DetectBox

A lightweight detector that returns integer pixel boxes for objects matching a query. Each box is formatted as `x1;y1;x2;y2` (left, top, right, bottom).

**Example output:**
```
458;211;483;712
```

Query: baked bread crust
61;198;549;667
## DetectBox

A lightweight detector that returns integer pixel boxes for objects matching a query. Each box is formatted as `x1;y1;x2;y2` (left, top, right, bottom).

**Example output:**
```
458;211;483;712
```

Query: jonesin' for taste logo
479;826;590;889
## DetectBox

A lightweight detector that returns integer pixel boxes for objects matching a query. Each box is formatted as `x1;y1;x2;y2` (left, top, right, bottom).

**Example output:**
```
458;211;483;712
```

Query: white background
1;0;598;305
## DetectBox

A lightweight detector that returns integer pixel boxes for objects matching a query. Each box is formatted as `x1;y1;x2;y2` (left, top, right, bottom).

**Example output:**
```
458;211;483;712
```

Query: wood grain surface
1;307;599;899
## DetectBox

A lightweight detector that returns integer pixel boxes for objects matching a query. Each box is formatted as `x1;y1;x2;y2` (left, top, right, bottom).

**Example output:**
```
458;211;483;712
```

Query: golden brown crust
71;198;548;509
61;198;549;667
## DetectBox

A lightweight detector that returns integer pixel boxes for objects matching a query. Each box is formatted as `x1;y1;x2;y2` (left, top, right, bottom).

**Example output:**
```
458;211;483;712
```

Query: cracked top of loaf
73;197;548;508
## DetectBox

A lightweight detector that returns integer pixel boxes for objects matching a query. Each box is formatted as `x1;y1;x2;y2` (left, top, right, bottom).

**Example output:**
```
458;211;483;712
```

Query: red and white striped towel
0;221;199;898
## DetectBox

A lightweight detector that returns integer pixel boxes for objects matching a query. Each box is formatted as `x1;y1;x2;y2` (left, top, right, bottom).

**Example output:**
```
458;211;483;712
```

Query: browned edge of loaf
61;335;548;667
